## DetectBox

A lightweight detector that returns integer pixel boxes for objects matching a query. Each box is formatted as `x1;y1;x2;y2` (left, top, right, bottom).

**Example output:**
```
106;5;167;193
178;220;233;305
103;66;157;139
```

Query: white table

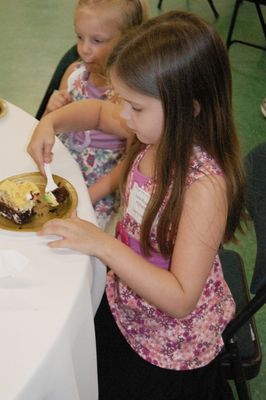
0;101;106;400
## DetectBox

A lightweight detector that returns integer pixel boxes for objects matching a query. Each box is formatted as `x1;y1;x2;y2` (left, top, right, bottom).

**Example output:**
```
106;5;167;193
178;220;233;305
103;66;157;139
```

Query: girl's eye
91;38;104;44
132;106;142;112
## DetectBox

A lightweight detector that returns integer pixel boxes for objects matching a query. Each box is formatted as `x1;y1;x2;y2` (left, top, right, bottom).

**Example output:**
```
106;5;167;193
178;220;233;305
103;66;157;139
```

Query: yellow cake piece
0;180;40;211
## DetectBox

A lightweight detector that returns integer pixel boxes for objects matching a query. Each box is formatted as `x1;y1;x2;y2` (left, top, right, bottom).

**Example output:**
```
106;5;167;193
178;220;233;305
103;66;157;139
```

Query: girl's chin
135;133;148;144
136;133;157;146
85;63;99;72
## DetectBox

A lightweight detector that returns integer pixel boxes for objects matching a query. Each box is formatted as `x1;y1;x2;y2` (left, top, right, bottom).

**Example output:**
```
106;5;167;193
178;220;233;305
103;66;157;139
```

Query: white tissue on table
0;249;29;278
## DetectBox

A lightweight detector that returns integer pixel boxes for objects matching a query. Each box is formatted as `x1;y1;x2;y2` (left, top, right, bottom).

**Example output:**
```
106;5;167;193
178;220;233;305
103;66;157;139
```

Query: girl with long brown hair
28;10;246;399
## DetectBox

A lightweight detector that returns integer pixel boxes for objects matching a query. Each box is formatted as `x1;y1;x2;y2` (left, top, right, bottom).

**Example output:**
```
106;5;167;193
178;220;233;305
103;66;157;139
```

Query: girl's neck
89;72;109;89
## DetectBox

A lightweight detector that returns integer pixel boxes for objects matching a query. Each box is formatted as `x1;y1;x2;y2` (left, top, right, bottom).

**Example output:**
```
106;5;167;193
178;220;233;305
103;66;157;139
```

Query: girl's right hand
27;115;56;175
38;214;107;257
45;89;72;114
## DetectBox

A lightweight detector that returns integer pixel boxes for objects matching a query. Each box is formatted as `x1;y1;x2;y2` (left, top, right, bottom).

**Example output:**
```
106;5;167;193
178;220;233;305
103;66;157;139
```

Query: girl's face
74;7;122;76
111;71;164;146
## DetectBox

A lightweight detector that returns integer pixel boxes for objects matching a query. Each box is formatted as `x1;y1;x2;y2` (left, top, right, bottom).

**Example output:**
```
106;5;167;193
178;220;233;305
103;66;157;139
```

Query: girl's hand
46;90;72;114
27;115;56;175
38;215;106;256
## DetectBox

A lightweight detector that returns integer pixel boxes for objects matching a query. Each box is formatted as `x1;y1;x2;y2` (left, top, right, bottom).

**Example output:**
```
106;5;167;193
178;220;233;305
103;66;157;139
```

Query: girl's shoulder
187;146;223;186
59;61;82;90
67;60;82;74
67;61;88;86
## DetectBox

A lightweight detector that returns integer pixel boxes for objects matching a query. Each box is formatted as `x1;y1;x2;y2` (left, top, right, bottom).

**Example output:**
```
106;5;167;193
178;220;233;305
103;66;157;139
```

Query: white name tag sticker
127;182;151;224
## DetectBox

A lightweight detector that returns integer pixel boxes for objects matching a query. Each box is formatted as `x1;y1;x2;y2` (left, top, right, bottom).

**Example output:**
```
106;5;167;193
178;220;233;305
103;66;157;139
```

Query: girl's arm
89;161;124;204
27;99;132;174
38;174;227;319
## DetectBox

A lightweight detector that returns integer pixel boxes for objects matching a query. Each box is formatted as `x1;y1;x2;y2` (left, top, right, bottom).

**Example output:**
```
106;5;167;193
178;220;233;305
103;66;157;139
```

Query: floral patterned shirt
106;145;235;370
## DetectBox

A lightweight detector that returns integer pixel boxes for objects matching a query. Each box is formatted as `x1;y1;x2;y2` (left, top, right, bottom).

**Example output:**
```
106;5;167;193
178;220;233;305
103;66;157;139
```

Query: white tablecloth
0;101;106;400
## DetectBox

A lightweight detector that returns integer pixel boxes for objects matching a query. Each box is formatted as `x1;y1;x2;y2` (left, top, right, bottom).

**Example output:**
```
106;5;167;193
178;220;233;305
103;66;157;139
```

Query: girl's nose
80;40;92;55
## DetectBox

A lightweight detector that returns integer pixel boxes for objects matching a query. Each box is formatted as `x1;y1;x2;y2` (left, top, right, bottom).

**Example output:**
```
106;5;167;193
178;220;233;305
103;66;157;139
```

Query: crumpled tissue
0;249;29;278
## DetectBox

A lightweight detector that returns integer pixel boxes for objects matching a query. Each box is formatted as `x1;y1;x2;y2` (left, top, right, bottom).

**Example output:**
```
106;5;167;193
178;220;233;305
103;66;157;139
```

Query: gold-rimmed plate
0;172;78;232
0;98;8;119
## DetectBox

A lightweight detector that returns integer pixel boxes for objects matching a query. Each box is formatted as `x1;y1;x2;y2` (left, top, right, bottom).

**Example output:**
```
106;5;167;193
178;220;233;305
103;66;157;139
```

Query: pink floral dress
106;145;235;370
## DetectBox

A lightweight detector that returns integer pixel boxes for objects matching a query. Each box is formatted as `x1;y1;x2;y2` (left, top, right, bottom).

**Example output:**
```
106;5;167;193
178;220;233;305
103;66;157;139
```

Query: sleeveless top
65;62;126;152
106;145;235;370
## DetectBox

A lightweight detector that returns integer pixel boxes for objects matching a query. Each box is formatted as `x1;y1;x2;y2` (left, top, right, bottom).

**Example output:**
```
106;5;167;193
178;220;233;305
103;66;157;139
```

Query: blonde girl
45;0;149;229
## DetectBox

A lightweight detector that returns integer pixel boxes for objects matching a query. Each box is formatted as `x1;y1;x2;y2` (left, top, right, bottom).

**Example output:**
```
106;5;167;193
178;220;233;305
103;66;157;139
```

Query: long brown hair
109;11;246;257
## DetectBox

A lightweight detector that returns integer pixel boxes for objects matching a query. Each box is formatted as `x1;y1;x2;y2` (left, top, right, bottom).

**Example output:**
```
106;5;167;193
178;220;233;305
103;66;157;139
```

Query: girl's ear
193;100;201;117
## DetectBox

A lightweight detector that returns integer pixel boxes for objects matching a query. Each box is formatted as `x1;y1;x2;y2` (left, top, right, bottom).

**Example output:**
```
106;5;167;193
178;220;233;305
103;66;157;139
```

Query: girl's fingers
38;218;68;236
71;209;77;218
43;146;54;164
48;238;68;248
61;90;72;102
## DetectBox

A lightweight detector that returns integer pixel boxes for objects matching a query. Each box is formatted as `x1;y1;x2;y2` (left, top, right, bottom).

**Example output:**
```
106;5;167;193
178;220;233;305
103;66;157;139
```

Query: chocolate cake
44;184;69;208
0;180;40;224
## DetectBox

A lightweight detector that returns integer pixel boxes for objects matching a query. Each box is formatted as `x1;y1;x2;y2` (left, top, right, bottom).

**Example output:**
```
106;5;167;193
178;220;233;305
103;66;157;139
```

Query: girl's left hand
38;214;106;256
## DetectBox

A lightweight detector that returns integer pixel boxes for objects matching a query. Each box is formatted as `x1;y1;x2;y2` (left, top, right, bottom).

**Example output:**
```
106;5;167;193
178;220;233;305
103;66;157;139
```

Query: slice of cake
44;184;69;208
0;180;40;224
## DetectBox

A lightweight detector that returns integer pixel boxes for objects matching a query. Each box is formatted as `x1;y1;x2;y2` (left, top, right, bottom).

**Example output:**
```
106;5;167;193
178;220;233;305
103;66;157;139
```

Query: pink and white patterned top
106;145;235;370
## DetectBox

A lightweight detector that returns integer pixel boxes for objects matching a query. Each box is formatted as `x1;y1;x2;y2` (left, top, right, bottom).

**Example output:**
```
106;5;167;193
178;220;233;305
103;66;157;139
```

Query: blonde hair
76;0;149;32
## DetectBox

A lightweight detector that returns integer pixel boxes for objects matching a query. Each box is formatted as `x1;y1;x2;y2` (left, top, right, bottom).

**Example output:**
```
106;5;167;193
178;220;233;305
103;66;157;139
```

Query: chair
226;0;266;51
35;45;79;120
157;0;219;19
218;141;266;399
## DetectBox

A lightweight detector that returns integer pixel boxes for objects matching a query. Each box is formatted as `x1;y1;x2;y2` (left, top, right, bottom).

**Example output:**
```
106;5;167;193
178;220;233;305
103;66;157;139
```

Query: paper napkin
0;249;29;278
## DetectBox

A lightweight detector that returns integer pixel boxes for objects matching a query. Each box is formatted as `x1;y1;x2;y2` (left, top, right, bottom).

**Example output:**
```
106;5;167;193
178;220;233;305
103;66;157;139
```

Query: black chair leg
255;1;266;41
227;338;251;400
227;0;266;51
158;0;163;10
226;0;242;48
208;0;219;19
